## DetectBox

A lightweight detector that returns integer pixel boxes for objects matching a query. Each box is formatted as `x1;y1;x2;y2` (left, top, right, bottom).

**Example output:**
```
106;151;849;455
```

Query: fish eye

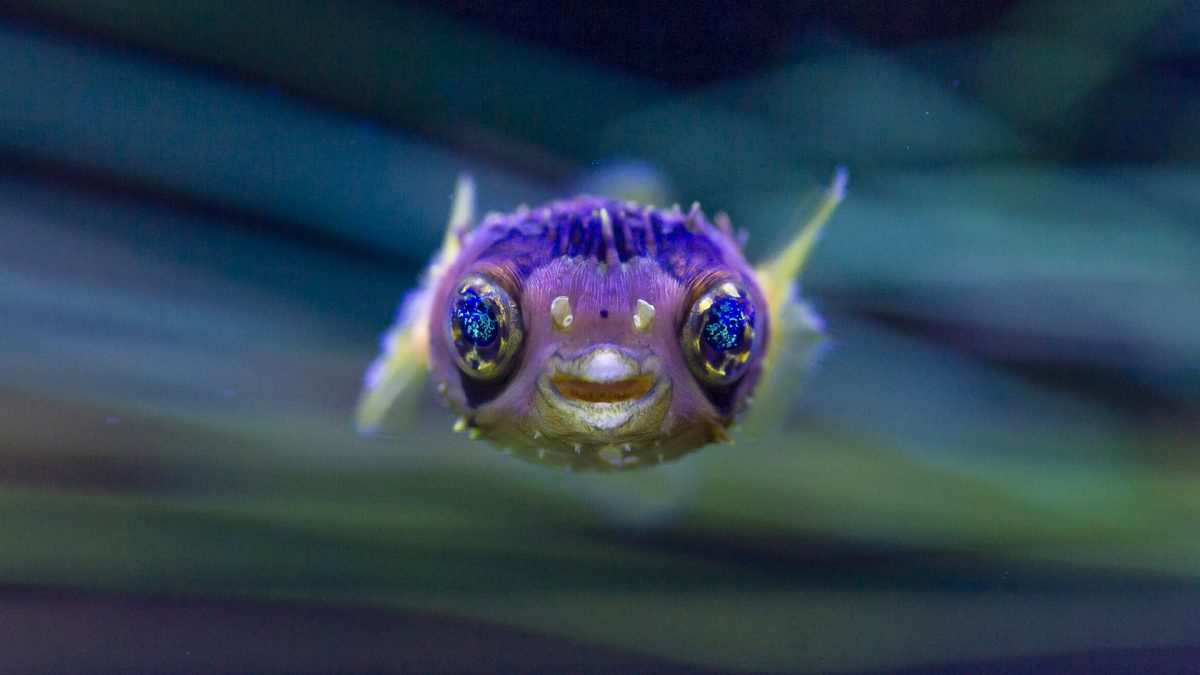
681;280;757;386
447;274;523;380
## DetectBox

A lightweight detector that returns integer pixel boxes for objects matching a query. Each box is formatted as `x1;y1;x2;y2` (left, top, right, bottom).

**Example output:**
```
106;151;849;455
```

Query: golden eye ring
447;274;523;380
680;279;757;386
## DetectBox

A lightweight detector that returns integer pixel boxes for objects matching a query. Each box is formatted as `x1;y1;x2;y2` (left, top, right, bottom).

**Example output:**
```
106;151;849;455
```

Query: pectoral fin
754;166;846;325
354;175;475;434
745;167;846;432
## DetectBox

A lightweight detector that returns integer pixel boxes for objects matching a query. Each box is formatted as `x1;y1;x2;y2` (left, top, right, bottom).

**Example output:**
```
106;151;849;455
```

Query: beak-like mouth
538;346;669;433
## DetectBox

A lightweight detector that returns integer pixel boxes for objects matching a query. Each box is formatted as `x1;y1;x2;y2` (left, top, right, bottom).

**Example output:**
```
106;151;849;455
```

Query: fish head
427;200;769;470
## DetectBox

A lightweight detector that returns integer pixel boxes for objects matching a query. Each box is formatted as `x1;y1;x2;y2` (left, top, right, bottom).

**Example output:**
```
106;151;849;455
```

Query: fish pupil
703;297;752;352
454;290;499;347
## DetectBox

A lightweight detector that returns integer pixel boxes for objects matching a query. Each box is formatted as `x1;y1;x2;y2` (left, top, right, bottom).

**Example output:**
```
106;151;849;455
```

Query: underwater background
1;1;1198;672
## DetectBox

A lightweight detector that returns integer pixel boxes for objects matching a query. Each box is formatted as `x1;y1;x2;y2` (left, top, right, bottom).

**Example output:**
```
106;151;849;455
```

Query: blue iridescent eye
453;289;499;347
448;275;523;380
702;296;755;352
682;280;758;385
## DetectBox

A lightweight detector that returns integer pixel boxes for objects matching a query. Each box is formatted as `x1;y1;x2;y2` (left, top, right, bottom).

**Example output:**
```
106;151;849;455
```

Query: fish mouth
538;346;669;433
550;373;656;403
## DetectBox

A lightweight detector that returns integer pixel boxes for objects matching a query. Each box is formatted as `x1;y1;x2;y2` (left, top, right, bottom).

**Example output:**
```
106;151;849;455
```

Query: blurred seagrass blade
4;483;1200;673
0;22;551;261
806;167;1200;360
4;0;666;174
984;0;1180;127
902;0;1194;157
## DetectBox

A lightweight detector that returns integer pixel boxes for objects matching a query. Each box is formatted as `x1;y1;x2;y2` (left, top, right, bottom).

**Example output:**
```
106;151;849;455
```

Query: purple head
427;197;769;470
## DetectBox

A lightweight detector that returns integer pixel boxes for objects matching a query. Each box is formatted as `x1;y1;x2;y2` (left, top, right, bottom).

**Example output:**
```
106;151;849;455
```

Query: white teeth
580;347;637;382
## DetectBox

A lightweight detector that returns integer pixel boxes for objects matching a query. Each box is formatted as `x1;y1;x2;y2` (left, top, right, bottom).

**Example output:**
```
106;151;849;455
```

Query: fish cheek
458;370;512;409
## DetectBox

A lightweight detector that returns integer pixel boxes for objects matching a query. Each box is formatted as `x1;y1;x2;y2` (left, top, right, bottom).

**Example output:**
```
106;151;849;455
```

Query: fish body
358;171;845;470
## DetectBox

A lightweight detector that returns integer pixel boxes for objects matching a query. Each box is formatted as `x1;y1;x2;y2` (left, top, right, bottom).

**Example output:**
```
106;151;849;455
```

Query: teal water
1;2;1198;672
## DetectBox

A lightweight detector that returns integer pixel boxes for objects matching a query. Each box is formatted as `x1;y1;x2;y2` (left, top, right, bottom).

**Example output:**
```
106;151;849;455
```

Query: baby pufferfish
356;170;846;471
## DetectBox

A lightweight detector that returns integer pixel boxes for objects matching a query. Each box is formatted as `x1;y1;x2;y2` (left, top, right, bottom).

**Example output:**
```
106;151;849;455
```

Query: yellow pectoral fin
355;174;476;435
354;289;433;435
744;167;846;433
754;166;847;324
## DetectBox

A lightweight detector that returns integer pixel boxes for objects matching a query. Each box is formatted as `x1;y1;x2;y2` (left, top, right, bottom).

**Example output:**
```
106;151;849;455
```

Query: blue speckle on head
453;290;498;346
703;297;753;352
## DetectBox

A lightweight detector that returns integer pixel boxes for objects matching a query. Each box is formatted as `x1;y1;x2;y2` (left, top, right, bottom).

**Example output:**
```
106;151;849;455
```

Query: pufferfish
356;169;846;471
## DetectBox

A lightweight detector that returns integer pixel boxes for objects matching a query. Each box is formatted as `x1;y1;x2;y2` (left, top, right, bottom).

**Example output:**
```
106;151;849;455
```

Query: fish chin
544;382;668;432
581;401;643;431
